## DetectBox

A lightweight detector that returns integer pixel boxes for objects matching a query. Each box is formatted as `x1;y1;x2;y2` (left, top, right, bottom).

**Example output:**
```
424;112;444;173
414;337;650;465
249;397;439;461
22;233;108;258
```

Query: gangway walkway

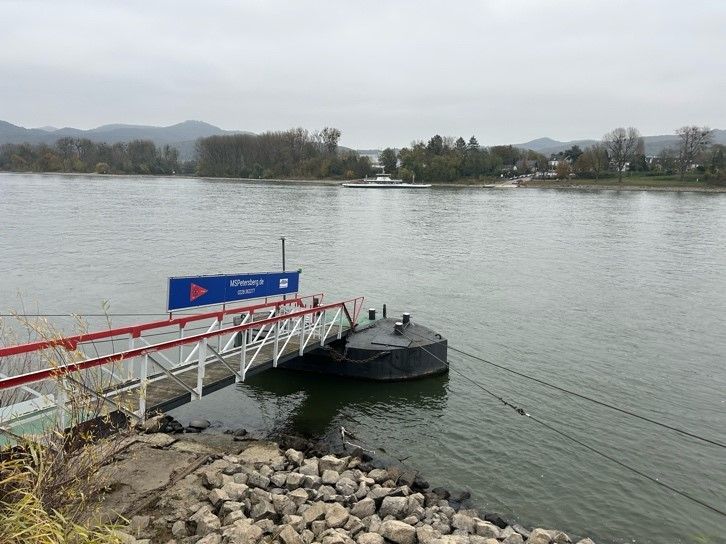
0;294;364;439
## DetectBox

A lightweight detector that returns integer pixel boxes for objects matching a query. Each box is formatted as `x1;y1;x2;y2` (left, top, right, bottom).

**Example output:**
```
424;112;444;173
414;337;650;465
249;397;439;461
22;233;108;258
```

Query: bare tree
576;144;609;180
675;126;711;181
603;127;641;182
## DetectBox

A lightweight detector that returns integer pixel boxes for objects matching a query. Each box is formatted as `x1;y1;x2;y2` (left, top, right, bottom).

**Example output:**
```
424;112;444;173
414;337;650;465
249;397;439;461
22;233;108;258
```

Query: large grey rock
299;459;320;477
221;482;248;501
473;521;499;539
289;487;309;506
431;536;469;544
286;472;306;489
322;533;350;544
416;525;441;544
379;496;408;518
219;500;243;518
318;485;338;501
273;494;297;516
355;483;370;501
302;501;328;524
208;488;230;507
575;539;596;544
368;487;393;501
551;531;572;544
249;487;272;504
357;532;385;544
527;529;552;544
431;520;451;535
325;503;350;528
380;520;417;544
286;448;305;466
195;512;221;536
302;528;315;544
319;455;348;474
312;520;328;536
351;498;377;519
303;475;323;490
224;510;246;525
345;515;365;536
368;469;388;483
271;472;289;488
197;534;221;544
248;471;271;489
283;514;306;533
336;477;358;496
233;472;249;485
452;513;477;533
189;418;211;429
406;494;425;511
171;520;189;538
254;518;275;534
196;533;221;544
469;537;497;544
502;534;524;544
249;500;276;521
223;520;264;543
279;525;305;544
323;469;341;485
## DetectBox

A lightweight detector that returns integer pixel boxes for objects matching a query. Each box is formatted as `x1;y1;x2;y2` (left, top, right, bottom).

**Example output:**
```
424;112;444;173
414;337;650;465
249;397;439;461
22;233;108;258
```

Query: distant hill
0;120;252;160
514;130;726;156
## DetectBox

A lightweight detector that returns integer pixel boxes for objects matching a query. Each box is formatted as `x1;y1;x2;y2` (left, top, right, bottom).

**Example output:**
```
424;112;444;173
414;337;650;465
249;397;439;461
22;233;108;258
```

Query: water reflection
239;369;450;443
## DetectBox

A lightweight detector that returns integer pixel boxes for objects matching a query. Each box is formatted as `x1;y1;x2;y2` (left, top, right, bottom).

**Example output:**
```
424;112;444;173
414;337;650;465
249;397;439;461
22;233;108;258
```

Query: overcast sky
1;0;724;148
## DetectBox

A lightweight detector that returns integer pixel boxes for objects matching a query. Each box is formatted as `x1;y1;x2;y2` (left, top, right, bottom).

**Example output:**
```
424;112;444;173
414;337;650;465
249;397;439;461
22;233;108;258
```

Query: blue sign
167;271;300;312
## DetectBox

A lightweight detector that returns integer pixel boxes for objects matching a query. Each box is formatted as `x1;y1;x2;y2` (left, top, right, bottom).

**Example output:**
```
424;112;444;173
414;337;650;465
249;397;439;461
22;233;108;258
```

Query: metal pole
281;236;286;271
281;236;286;301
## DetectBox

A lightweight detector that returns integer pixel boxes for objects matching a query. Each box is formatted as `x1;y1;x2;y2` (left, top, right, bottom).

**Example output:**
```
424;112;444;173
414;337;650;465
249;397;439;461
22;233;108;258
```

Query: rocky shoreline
99;416;596;544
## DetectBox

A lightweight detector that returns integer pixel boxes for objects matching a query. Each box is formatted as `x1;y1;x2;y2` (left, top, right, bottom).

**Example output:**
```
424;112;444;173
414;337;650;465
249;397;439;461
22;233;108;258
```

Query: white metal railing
0;295;364;439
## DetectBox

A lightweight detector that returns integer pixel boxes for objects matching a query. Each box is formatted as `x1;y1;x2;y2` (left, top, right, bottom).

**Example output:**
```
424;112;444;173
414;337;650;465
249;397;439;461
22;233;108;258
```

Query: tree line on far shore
1;125;723;184
379;126;723;184
0;138;183;175
0;127;373;180
194;127;371;179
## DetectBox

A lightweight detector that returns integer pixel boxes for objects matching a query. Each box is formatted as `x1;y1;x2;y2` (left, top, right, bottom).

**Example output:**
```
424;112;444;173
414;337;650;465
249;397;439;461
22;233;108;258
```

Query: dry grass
0;306;135;544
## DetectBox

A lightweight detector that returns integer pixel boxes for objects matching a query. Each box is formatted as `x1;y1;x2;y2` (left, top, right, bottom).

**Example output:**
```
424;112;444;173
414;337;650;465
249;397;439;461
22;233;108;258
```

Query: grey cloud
1;0;723;148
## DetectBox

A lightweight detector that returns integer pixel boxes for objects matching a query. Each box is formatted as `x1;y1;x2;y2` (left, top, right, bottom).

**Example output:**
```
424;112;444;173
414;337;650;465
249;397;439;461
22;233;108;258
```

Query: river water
1;173;725;544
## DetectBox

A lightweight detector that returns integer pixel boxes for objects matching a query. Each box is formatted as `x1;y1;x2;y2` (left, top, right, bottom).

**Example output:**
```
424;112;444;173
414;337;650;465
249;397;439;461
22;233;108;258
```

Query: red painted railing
0;296;364;391
0;293;324;358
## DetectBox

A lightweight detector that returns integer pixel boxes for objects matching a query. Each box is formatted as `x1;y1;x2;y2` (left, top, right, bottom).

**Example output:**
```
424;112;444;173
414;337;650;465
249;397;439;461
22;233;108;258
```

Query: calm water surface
1;173;725;544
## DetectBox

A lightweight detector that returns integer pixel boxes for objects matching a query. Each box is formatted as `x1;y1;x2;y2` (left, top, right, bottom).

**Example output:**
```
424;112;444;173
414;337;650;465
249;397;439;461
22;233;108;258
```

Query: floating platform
282;313;448;381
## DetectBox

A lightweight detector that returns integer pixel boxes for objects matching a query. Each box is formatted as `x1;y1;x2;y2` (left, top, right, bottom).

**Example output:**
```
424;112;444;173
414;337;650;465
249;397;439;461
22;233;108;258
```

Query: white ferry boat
342;169;431;189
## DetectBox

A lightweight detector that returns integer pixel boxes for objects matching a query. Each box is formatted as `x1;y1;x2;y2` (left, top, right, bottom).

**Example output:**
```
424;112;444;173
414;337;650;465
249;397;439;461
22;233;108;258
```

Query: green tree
426;135;444;155
379;147;398;174
564;145;583;163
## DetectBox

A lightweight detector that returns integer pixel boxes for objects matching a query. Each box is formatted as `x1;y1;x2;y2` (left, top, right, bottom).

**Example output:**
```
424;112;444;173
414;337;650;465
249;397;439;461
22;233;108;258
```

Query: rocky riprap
113;438;596;544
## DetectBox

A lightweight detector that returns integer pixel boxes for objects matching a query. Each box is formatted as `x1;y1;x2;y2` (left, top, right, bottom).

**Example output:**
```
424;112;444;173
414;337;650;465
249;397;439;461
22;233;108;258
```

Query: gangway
0;294;364;439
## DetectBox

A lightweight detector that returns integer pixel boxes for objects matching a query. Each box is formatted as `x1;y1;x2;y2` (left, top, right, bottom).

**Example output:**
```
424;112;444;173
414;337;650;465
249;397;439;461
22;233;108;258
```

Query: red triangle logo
190;283;208;302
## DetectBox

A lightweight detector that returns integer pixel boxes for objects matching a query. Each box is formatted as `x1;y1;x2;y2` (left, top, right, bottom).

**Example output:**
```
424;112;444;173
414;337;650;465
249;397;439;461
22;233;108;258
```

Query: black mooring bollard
383;304;387;318
368;308;376;321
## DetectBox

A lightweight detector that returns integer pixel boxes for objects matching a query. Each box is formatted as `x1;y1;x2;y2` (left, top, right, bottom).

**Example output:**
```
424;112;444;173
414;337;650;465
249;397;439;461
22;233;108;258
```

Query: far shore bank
2;170;725;193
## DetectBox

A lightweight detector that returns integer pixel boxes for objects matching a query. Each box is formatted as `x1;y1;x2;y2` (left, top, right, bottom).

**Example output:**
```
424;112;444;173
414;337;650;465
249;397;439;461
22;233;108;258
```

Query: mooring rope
403;328;726;450
400;331;726;519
